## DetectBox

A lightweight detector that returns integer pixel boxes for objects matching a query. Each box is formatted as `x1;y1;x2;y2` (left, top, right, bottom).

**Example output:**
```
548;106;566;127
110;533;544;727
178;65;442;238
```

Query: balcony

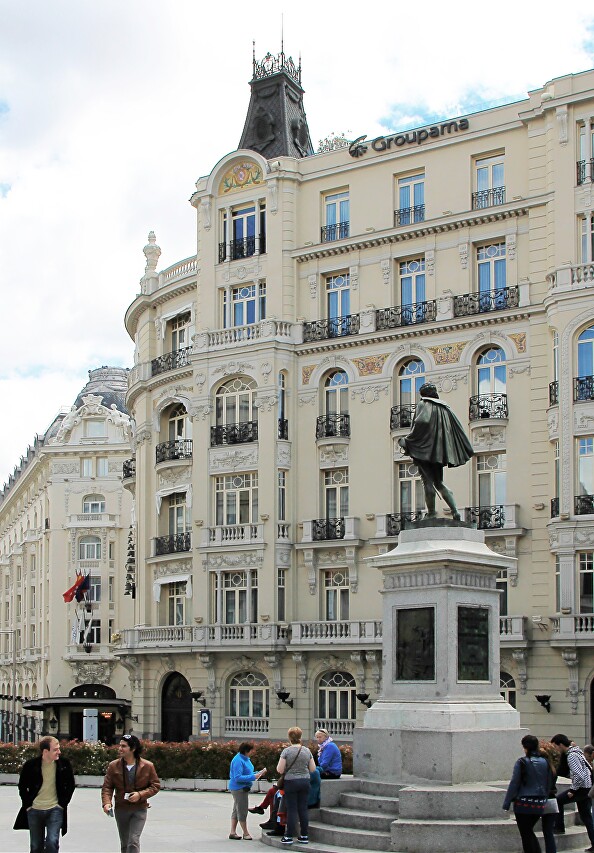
195;319;295;352
453;286;519;318
156;439;193;464
469;393;508;421
375;512;426;537
321;221;349;242
499;616;527;644
551;613;594;645
301;516;360;543
464;505;505;530
376;300;436;330
201;524;264;547
394;205;425;226
471;186;506;209
117;623;288;653
210;421;258;446
67;513;118;527
574;375;594;402
303;314;360;342
154;533;191;556
390;404;416;431
225;717;269;735
314;718;355;738
577;158;594;185
551;497;559;518
316;414;350;440
218;234;266;263
122;459;136;479
151;347;191;377
549;381;559;406
575;494;594;515
291;620;382;646
278;418;289;440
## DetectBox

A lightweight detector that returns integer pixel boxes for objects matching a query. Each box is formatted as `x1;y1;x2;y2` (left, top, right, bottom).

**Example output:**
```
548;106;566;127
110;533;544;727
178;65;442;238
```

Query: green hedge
0;740;353;780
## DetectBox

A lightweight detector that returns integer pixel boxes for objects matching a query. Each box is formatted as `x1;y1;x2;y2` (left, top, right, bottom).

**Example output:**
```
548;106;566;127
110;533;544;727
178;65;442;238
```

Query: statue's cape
403;398;474;468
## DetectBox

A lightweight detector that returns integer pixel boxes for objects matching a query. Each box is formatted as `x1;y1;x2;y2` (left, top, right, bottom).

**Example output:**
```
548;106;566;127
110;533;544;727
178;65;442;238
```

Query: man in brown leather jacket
101;735;160;853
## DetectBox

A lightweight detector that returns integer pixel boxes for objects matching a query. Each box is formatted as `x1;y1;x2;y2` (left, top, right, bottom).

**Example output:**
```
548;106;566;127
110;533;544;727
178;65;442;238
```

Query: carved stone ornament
548;410;559;439
350;383;390;404
562;648;580;714
349;265;359;291
212;361;255;377
308;275;317;299
158;466;192;488
277;445;291;468
432;372;468;394
459;242;469;270
209;448;258;472
471;425;506;451
556;106;569;144
119;655;142;692
380;259;391;286
255;393;278;412
319;445;348;467
511;649;528;694
200;198;212;230
351;354;389;376
506;233;517;261
206;551;263;569
298;393;317;407
292;652;308;693
509;333;527;354
426;249;435;276
68;660;115;685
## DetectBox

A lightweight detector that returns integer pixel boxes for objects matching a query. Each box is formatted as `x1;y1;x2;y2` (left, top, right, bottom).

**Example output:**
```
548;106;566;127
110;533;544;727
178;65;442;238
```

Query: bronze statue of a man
398;382;474;520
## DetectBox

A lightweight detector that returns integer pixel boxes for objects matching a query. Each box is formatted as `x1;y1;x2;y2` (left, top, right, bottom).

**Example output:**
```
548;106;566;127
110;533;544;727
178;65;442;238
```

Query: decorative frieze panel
319;444;349;469
574;404;594;433
471;425;506;452
431;372;468;394
68;660;115;685
351;354;390;376
428;343;467;365
204;551;264;569
209;447;258;473
383;568;497;591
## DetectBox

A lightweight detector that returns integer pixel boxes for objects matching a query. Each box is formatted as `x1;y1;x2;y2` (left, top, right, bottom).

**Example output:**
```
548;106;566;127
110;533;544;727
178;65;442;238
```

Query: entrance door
161;672;192;742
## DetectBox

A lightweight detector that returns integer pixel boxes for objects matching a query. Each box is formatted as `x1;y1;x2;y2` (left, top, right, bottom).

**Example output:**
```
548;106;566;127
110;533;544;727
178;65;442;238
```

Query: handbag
277;745;303;788
543;798;559;814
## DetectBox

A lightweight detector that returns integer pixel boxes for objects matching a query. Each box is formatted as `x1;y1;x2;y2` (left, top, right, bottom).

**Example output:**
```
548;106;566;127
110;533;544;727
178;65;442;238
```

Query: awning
22;697;131;711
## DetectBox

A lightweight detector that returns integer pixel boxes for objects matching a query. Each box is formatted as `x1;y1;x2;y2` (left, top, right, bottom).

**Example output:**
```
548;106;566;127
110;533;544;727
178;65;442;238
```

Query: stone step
260;837;374;853
319;805;395;832
340;790;400;814
309;820;392;851
356;778;405;798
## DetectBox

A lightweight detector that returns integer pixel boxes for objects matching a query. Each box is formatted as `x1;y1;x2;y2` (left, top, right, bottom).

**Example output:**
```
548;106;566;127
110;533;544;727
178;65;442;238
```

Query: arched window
477;347;506;395
324;370;349;415
82;495;105;514
79;536;101;560
167;404;190;441
393;359;425;430
213;378;258;445
316;670;357;737
577;327;594;401
161;672;192;742
500;671;516;708
228;672;269;733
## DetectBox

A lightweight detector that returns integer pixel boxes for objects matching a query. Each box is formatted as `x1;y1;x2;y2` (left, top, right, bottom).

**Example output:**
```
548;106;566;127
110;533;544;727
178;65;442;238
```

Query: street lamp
0;629;16;745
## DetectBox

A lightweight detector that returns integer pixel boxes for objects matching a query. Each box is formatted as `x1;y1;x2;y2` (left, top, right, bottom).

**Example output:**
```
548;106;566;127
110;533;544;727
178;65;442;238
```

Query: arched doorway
161;672;192;742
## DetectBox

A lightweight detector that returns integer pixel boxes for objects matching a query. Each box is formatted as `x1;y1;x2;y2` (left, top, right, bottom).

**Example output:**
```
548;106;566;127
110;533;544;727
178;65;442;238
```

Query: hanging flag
75;574;91;603
70;617;79;644
63;574;84;603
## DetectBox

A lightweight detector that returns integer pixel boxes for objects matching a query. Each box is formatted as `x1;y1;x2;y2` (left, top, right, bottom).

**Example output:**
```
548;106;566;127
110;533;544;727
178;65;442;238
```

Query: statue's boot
437;484;460;521
425;488;437;518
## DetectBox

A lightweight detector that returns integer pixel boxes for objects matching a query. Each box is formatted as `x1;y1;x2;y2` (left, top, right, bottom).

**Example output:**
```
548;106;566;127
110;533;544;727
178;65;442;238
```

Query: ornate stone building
0;367;134;742
117;54;594;744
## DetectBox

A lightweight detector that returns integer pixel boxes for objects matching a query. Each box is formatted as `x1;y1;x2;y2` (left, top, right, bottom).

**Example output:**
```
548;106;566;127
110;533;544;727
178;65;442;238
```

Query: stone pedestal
355;522;526;784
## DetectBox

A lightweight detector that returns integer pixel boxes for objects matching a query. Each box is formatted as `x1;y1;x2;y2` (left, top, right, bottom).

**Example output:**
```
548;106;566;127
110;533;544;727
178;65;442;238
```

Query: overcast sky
1;1;594;487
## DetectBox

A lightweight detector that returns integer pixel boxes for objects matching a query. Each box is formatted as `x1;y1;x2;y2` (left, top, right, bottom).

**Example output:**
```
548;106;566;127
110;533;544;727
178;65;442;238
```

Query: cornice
125;279;197;339
127;368;194;412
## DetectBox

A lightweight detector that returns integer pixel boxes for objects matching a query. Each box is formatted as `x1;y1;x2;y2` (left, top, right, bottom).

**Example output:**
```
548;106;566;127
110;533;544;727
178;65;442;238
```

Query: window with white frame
398;461;424;515
578;122;594;184
79;536;101;561
215;378;257;428
399;258;426;310
497;570;508;617
222;203;266;260
324;569;349;621
215;473;258;526
477;347;507;395
326;273;351;329
167;581;186;626
223;283;266;328
89;576;101;603
324;370;349;415
500;671;516;708
229;671;269;718
396;173;425;224
81;458;93;478
324;469;349;518
277;568;286;622
85;419;106;438
579;552;594;613
80;619;101;645
474;154;505;207
577;437;594;498
477;243;506;304
323;191;349;241
167;404;190;441
83;495;105;514
30;624;36;648
97;458;109;477
30;586;35;611
170;312;191;351
317;670;356;725
278;471;287;521
219;570;258;624
477;452;506;507
578;326;594;378
555;556;561;613
168;493;191;535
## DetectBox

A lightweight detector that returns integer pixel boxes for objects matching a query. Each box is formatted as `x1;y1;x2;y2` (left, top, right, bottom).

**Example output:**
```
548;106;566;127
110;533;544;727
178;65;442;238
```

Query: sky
1;0;594;486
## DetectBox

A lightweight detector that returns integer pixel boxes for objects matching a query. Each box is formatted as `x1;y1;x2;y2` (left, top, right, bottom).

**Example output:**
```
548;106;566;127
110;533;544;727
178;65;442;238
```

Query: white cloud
0;0;593;484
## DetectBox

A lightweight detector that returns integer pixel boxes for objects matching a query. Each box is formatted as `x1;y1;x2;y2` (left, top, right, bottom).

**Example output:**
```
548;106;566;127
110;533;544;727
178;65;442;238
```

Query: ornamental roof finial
143;230;161;273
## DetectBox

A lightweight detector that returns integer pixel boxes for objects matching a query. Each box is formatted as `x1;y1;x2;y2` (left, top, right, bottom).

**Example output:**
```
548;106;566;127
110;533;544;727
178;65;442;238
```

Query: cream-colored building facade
118;57;594;745
0;367;135;742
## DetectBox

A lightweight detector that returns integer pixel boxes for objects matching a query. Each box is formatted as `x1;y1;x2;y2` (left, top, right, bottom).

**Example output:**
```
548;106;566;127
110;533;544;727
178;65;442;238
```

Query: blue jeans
556;788;594;845
27;806;63;853
283;778;310;839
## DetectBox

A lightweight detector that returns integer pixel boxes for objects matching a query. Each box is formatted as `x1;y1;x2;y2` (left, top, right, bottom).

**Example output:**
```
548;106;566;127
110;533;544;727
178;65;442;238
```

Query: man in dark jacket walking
551;733;594;850
14;736;76;853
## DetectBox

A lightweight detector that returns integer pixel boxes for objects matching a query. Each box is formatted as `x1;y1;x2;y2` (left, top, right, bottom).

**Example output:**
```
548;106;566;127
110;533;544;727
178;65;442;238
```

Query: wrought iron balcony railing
575;494;594;515
386;511;426;536
218;234;266;262
303;314;360;342
316;414;351;440
453;286;519;317
464;505;505;530
471;186;506;209
551;497;559;518
312;518;346;541
154;532;191;555
469;393;508;421
122;459;136;479
210;421;258;446
376;300;437;330
577;158;594;185
155;439;193;464
151;347;192;377
278;418;289;440
574;375;594;402
394;205;425;226
321;221;349;242
549;381;559;406
390;404;416;430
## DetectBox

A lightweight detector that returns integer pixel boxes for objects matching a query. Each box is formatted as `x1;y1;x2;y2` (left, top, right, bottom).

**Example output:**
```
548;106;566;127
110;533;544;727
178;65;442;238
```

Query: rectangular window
577;437;594;496
168;493;191;534
80;619;101;645
474;154;505;208
89;576;101;603
326;272;350;323
16;595;22;617
109;542;114;561
555;556;561;613
223;283;266;328
30;586;36;611
278;471;286;521
579;552;594;614
578;122;594;184
477;243;506;296
79;538;101;560
85;419;106;437
222;203;266;260
97;458;109;477
581;214;594;263
168;581;186;626
30;554;35;573
83;497;105;514
399;257;426;309
324;569;349;621
108;576;114;604
322;191;349;241
477;452;506;507
221;570;258;624
81;458;93;477
215;473;258;526
398;461;425;514
397;173;425;224
170;312;191;351
30;624;36;648
277;568;286;622
554;440;560;502
324;468;349;518
497;570;508;617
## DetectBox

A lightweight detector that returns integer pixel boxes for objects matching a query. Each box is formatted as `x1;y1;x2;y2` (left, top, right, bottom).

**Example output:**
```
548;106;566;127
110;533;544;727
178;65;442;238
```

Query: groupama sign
349;119;470;158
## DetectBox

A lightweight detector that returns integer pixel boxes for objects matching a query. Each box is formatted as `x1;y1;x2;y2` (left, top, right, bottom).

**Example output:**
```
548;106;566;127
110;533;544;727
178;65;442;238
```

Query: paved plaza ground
0;785;269;853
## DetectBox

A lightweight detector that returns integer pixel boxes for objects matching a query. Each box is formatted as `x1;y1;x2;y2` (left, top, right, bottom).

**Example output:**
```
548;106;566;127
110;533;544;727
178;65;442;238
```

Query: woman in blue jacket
315;729;342;779
503;734;553;853
228;742;266;840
